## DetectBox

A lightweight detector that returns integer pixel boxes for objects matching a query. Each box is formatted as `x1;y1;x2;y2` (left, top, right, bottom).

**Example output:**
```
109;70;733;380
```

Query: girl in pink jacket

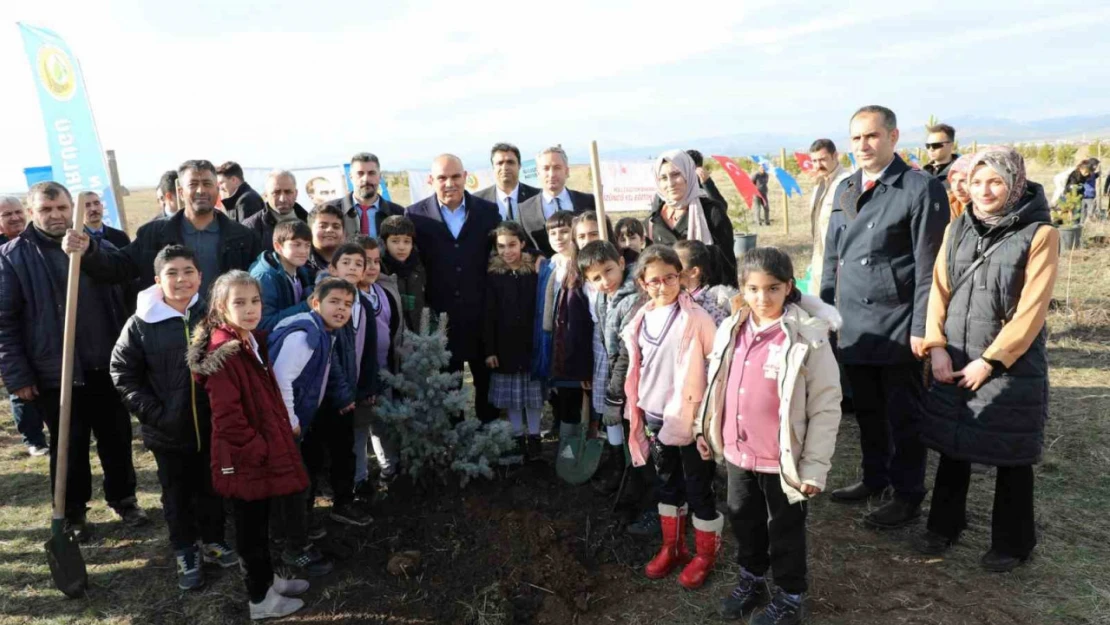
621;245;719;590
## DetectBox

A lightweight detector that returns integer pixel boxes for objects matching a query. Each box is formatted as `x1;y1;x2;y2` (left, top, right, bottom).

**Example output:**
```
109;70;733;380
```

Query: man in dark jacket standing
83;160;263;301
321;152;404;238
820;105;949;529
110;245;236;589
406;154;501;422
923;123;960;189
0;181;146;541
216;161;265;223
517;146;594;256
243;170;310;248
474;142;541;222
78;190;131;249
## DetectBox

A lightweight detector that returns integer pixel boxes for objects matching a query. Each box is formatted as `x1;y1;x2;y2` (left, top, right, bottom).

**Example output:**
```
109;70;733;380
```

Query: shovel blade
556;438;606;485
45;528;87;599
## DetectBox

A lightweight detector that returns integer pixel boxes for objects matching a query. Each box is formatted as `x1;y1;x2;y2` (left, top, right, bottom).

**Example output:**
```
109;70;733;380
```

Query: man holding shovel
0;181;146;542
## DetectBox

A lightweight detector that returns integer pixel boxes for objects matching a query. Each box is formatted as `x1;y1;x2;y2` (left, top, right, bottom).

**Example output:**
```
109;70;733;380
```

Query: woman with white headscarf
645;150;737;286
916;146;1059;572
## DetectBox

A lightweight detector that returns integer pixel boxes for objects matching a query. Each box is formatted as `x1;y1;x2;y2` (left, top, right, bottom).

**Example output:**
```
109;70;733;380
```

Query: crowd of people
0;104;1062;624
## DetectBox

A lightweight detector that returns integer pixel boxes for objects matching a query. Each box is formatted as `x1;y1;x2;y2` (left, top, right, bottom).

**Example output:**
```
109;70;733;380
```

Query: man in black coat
406;154;501;422
820;105;950;528
0;181;145;540
216;161;265;223
517;146;594;257
321;152;405;238
242;169;310;248
78;190;131;249
82;160;263;301
474;142;540;223
922;123;960;189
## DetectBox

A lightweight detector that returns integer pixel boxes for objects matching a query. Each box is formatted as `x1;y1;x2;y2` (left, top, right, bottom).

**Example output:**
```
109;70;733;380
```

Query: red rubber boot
645;504;690;579
678;513;724;589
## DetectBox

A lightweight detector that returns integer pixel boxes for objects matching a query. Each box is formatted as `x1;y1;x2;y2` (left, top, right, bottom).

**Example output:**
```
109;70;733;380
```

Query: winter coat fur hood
694;294;843;504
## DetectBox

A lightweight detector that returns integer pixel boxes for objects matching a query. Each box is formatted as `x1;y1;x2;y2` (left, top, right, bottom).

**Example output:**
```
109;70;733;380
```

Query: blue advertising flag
18;23;120;228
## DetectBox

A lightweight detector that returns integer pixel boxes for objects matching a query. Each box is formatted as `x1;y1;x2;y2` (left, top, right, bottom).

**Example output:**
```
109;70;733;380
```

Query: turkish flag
711;155;762;209
794;152;815;174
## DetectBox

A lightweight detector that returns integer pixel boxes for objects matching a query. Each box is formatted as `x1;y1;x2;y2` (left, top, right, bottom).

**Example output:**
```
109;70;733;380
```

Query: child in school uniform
695;247;843;624
379;215;427;332
186;271;310;620
353;235;402;489
675;239;738;325
532;210;594;450
250;220;314;331
484;221;543;459
622;245;719;590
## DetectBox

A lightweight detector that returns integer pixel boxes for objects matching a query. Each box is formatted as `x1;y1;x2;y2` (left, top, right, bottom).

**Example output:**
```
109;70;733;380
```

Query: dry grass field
1;159;1108;624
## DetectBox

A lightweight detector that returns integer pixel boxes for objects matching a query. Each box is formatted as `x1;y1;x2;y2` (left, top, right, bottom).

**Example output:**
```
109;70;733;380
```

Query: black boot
980;549;1029;572
525;435;543;463
830;481;887;503
912;530;955;555
865;499;922;529
592;446;624;494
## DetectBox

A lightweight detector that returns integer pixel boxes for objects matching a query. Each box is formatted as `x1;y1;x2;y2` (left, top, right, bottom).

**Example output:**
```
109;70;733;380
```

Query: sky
1;0;1108;191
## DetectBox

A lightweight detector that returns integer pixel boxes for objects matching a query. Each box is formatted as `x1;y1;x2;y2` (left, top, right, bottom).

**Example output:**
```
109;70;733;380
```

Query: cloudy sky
1;0;1107;191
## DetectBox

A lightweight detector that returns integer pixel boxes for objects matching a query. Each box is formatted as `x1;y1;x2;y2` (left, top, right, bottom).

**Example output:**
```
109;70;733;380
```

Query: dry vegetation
1;159;1108;624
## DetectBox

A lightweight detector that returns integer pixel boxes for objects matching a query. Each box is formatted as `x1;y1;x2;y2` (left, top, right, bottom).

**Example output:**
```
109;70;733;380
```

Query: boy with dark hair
378;215;427;332
111;245;235;590
306;205;348;281
351;236;403;489
250;220;313;330
269;278;359;573
615;217;647;255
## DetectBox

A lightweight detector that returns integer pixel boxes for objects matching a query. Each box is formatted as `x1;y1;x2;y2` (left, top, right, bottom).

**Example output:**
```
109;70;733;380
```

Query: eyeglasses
925;142;951;150
643;273;680;289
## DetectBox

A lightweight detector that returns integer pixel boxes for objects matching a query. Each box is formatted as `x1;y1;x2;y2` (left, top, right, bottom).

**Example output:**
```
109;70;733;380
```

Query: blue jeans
10;393;47;448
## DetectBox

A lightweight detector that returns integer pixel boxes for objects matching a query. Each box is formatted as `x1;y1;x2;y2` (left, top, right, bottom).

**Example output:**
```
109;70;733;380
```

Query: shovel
44;200;88;598
556;391;605;485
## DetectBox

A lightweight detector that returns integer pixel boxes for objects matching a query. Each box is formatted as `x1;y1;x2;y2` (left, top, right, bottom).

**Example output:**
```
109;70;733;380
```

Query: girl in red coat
187;270;311;620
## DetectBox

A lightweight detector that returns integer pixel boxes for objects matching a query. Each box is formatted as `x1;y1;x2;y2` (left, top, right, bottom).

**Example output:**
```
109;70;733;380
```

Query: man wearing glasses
923;123;960;189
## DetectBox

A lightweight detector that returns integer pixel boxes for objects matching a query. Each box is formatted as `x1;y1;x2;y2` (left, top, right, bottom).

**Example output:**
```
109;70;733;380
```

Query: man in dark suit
820;105;949;529
148;170;180;224
474;142;540;223
216;161;265;223
517;146;594;257
243;169;310;248
78;190;131;249
405;154;501;422
321;152;404;239
82;160;263;299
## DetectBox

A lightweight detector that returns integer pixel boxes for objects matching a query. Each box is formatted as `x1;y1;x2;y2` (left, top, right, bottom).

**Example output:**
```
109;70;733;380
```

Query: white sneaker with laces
272;574;309;597
249;586;304;620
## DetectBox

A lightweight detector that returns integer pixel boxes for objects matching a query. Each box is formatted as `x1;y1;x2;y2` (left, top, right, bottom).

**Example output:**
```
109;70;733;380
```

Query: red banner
711;155;762;208
794;152;814;174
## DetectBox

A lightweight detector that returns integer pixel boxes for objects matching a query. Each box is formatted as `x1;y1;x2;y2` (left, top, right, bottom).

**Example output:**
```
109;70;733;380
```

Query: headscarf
966;146;1027;227
652;150;712;244
945;154;972;187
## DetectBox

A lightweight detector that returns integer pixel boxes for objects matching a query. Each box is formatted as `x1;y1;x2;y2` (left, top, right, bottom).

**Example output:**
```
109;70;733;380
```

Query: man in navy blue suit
405;154;502;422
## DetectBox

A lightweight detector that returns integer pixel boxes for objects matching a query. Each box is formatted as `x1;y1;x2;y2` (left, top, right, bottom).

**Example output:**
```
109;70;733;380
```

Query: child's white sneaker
272;573;310;597
249;586;304;620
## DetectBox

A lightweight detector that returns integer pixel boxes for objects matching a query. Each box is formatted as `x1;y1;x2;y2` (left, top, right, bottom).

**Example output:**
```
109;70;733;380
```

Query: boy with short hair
378;215;427;332
111;245;236;590
352;236;403;490
250;220;313;331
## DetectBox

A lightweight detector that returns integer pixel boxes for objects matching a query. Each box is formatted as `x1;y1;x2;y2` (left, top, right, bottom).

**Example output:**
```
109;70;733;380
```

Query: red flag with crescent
794;152;815;174
711;155;762;209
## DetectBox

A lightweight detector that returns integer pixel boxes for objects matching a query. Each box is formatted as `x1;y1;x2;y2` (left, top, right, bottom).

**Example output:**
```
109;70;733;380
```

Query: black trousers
727;465;808;594
652;438;717;521
37;369;138;517
302;410;355;509
927;455;1037;558
552;386;585;425
233;498;273;603
152;449;225;550
844;363;927;504
449;356;498;423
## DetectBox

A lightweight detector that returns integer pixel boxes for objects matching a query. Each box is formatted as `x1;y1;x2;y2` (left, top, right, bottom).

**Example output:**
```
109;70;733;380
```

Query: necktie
359;205;370;236
555;196;563;211
863;180;876;193
506;197;514;221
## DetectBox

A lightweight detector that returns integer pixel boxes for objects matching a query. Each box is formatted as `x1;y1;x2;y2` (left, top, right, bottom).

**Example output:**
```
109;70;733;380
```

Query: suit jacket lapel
839;170;863;222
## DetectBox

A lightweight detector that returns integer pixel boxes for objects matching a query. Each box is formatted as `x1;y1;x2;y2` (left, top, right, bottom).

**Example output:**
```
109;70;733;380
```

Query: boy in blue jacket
251;220;314;331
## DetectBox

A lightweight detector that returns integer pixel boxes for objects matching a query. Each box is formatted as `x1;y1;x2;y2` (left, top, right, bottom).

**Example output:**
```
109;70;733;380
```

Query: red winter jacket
187;323;308;501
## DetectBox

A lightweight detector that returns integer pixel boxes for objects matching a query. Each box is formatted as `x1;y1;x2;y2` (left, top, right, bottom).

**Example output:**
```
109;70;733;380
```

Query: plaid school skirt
488;372;545;410
591;324;609;414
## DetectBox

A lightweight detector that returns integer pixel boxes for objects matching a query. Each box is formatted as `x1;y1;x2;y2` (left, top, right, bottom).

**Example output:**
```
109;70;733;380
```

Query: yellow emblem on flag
36;45;77;102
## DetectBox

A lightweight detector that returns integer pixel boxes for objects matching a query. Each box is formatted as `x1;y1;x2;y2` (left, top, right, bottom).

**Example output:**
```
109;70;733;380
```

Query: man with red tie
323;152;404;239
819;105;949;530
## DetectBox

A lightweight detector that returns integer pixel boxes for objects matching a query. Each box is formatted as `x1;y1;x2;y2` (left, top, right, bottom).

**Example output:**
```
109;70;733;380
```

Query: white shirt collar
862;159;893;184
495;185;520;205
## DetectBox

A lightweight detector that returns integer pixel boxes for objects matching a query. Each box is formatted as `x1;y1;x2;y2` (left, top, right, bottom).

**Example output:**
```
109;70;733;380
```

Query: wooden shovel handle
589;141;608;242
52;199;86;522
